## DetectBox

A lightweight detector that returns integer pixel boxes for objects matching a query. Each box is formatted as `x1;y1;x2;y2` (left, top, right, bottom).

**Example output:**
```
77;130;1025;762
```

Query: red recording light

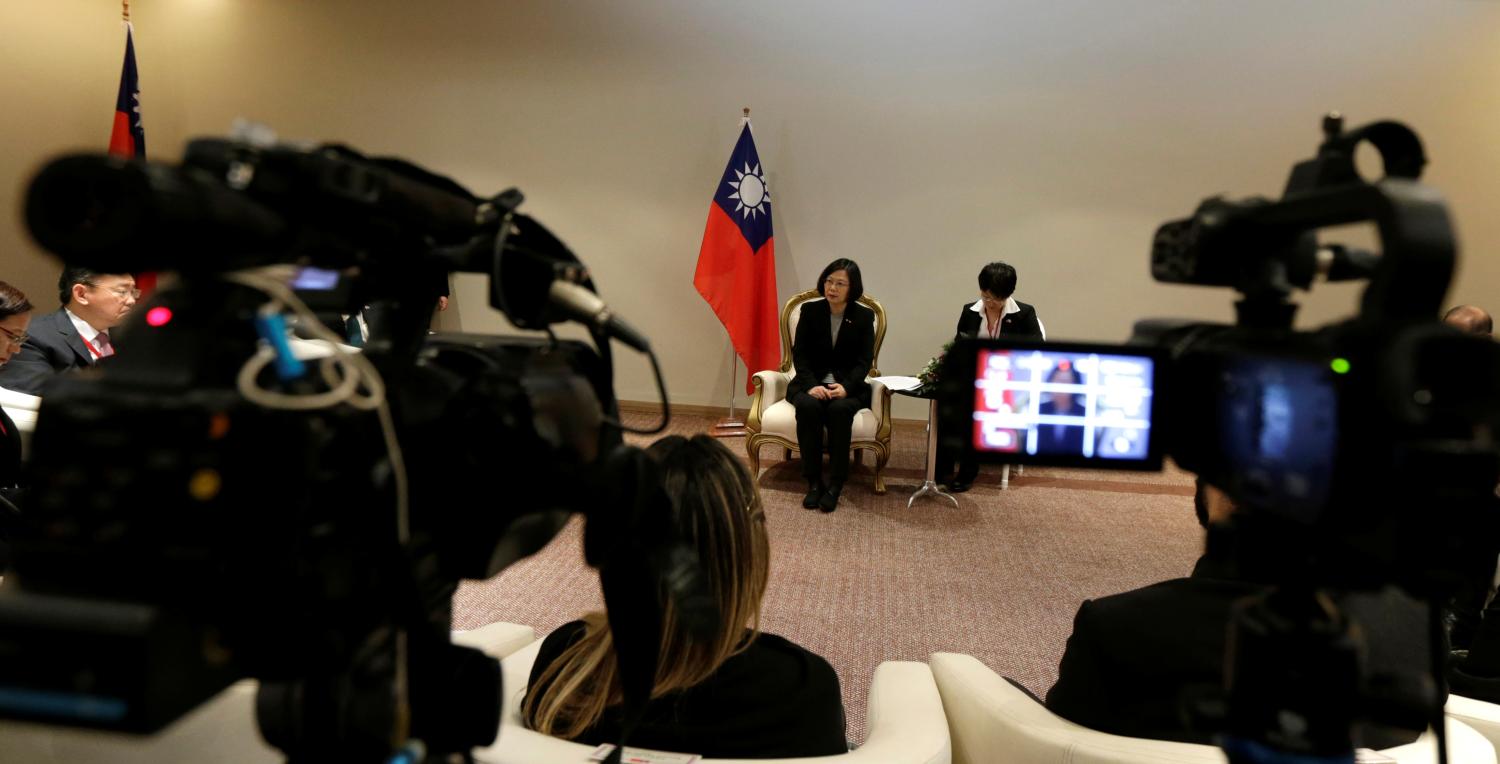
145;306;173;327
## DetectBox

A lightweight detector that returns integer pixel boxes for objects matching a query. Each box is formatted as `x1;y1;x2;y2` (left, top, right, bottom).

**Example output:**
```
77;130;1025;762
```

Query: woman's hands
810;383;847;401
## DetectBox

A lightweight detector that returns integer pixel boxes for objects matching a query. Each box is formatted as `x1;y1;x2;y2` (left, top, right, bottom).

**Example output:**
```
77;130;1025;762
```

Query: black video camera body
0;134;686;762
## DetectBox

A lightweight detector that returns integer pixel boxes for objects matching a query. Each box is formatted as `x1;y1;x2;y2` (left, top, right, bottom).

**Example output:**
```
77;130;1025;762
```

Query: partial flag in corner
694;122;779;394
108;22;154;294
108;24;145;158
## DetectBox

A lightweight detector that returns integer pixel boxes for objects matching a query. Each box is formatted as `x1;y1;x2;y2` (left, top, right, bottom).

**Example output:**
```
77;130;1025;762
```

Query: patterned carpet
453;410;1202;745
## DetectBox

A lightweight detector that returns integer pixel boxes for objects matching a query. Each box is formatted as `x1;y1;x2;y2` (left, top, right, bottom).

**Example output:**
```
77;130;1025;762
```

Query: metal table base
909;398;957;508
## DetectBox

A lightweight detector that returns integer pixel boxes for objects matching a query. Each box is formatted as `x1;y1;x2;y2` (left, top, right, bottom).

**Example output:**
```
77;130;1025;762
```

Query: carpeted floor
453;410;1202;744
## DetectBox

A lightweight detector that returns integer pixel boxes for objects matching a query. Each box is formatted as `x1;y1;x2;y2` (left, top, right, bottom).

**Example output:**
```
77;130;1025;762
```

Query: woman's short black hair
817;258;864;304
978;261;1018;299
0;281;33;321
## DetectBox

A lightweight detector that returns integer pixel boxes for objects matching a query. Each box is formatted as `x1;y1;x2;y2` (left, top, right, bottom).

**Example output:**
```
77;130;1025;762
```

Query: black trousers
791;392;864;485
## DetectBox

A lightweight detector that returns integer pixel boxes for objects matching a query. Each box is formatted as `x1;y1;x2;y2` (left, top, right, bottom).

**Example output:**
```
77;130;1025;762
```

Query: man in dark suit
1046;481;1433;750
937;261;1045;491
788;259;875;513
0;267;138;395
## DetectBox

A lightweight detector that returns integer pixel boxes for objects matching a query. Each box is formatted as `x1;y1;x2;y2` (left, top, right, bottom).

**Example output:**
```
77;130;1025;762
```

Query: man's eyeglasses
0;326;28;346
89;283;142;300
824;279;850;289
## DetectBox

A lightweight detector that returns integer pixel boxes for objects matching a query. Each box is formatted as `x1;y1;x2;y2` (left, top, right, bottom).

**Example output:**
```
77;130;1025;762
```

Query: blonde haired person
522;435;847;758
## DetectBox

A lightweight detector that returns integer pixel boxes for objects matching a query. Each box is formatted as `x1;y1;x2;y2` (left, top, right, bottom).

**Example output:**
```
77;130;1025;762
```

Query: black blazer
0;309;96;396
954;299;1043;341
1045;558;1432;749
787;299;875;406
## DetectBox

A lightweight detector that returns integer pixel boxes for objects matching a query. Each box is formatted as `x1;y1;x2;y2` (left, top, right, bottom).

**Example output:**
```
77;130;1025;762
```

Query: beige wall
3;1;1498;418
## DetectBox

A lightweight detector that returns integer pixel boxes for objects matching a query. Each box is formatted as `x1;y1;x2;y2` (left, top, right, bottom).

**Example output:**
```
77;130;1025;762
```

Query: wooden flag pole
122;0;130;22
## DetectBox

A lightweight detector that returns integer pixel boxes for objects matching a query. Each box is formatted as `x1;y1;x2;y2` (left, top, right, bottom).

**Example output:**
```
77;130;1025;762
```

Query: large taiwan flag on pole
109;19;155;293
694;116;779;395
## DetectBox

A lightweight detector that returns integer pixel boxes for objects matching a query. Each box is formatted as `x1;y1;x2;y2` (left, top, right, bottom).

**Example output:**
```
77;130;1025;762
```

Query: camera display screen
289;267;341;291
967;343;1162;469
1217;355;1337;519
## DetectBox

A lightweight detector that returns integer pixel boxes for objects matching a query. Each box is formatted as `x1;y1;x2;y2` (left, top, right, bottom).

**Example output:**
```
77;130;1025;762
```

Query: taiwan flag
694;123;779;394
108;23;155;293
108;24;145;158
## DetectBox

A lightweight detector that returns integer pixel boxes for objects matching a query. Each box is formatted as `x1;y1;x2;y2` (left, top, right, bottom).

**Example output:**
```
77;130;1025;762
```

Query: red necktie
95;331;114;358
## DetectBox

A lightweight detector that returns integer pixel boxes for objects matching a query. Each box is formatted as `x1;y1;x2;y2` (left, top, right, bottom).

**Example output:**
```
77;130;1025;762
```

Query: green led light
1330;358;1351;375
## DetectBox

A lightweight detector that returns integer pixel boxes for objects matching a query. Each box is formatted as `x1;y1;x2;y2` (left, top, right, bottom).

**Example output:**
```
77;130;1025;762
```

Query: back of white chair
0;622;539;764
929;652;1493;764
476;638;951;764
1448;693;1500;754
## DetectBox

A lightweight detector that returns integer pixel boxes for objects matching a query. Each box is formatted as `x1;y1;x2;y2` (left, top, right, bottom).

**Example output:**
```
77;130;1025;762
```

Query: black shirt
525;620;848;759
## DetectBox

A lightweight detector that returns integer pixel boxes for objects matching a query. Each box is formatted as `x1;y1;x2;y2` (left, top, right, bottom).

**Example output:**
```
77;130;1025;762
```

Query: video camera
0;132;703;763
939;114;1500;761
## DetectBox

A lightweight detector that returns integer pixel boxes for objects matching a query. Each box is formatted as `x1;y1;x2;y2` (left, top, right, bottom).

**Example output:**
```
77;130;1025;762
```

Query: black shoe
819;482;843;513
803;483;824;509
947;480;972;493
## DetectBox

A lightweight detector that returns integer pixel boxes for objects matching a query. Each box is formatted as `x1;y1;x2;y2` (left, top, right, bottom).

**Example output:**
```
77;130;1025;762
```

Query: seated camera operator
522;435;847;758
1439;304;1497;651
1045;480;1434;749
0;267;137;395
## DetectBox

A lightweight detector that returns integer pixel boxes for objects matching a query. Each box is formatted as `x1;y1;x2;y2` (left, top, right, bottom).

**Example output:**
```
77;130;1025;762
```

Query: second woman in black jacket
935;261;1044;491
788;259;875;513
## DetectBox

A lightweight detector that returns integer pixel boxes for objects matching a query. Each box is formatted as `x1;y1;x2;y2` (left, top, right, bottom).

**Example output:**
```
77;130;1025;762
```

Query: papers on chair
589;744;701;764
872;375;923;391
0;386;40;412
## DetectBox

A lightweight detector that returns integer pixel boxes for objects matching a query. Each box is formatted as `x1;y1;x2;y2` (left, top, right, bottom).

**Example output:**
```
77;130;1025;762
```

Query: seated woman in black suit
935;261;1045;491
0;281;35;570
522;435;847;758
788;259;875;513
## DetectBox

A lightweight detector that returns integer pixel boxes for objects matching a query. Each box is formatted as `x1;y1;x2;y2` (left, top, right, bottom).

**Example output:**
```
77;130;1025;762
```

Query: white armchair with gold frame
745;290;892;494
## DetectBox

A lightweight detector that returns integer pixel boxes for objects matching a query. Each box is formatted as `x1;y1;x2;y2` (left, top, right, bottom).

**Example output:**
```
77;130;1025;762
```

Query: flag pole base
711;410;748;438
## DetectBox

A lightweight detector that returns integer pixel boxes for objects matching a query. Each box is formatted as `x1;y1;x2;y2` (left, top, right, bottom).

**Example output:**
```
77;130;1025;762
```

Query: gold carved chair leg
874;446;889;494
746;437;762;477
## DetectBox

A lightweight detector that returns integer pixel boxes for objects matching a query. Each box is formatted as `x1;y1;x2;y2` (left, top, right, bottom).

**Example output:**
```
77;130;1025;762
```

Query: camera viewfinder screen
972;347;1158;468
289;267;341;291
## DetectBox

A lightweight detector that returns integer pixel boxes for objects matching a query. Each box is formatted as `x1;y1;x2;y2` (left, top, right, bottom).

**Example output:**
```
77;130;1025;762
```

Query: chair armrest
1384;717;1497;763
747;370;791;433
930;652;1221;764
752;370;789;405
452;622;537;660
830;660;950;764
1446;694;1500;761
